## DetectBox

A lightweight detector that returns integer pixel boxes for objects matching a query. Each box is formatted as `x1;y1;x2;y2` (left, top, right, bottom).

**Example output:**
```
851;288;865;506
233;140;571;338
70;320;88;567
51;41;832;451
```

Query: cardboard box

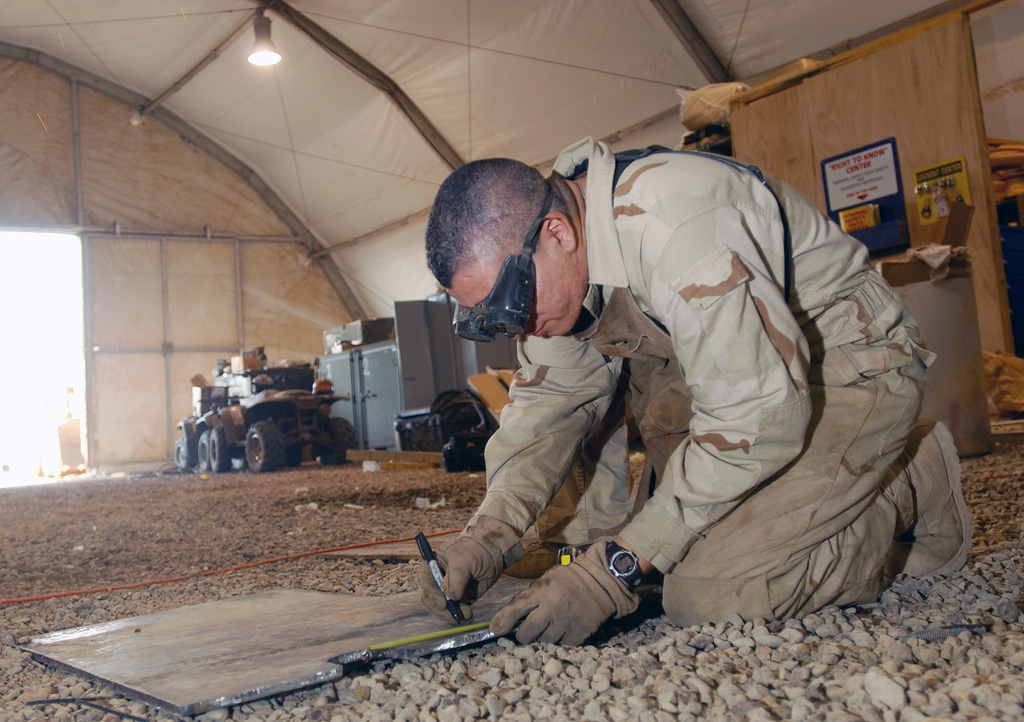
323;318;395;354
875;204;991;455
467;367;516;424
230;355;262;373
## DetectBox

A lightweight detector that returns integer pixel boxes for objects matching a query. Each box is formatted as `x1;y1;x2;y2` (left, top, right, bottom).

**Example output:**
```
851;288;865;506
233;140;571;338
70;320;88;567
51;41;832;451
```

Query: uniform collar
553;137;630;293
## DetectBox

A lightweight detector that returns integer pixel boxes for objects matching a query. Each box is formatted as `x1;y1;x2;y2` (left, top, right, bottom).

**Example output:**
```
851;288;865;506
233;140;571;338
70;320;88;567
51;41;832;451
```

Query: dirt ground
2;437;1024;720
1;464;485;601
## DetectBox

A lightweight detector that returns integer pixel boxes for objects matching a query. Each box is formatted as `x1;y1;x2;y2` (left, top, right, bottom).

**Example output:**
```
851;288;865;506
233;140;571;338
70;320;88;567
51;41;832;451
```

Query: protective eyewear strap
519;185;554;263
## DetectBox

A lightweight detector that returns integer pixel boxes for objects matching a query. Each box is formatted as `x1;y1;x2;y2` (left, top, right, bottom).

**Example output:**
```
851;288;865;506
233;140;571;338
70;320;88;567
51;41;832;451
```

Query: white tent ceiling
0;0;977;318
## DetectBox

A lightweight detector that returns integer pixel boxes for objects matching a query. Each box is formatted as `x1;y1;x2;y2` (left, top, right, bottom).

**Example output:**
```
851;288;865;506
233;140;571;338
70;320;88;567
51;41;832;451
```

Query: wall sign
913;157;971;225
821;138;908;256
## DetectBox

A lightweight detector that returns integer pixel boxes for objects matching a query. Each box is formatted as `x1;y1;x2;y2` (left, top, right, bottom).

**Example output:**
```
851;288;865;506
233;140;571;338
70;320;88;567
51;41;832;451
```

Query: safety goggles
453;186;554;341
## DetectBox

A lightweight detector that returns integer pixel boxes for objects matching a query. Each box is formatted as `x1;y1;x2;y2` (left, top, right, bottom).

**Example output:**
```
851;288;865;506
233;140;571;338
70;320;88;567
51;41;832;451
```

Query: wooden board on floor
23;578;530;718
329;530;461;560
347;449;443;467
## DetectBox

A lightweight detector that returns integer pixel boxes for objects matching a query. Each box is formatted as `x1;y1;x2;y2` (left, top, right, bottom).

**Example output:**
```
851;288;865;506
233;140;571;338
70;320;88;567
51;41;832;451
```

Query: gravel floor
2;437;1024;721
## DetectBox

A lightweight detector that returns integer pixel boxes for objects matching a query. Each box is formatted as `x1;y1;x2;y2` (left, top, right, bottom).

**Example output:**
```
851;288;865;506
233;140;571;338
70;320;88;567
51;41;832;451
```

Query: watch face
610;549;637;576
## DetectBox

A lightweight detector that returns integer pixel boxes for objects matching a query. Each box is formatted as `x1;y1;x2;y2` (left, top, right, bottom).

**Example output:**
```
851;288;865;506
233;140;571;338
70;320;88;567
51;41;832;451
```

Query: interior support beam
309;208;429;259
69;79;85;226
310;105;683;258
263;0;465;171
0;222;302;243
649;0;730;83
140;16;253;116
0;40;365;320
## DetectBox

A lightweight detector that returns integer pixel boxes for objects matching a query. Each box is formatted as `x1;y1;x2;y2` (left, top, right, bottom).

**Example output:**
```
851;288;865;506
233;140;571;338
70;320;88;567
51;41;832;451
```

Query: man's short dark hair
426;158;551;288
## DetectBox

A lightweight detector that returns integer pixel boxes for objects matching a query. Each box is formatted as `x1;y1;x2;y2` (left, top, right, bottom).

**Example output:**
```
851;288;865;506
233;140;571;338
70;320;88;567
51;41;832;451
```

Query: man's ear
545;214;579;253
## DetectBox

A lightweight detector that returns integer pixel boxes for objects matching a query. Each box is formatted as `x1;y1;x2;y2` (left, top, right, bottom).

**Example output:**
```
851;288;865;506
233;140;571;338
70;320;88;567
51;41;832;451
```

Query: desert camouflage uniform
471;137;933;623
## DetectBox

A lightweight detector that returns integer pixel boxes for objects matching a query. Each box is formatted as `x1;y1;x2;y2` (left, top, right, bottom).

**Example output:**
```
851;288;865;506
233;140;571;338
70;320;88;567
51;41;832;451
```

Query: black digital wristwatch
605;541;644;591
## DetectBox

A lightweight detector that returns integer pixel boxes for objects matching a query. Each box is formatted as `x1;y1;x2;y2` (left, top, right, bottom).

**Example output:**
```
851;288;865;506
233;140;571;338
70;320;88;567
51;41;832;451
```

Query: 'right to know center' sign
820;137;907;256
822;138;899;211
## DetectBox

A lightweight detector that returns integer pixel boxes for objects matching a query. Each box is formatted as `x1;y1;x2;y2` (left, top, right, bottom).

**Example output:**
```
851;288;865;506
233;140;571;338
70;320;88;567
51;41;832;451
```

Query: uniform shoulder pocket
674;247;751;311
672;247;782;384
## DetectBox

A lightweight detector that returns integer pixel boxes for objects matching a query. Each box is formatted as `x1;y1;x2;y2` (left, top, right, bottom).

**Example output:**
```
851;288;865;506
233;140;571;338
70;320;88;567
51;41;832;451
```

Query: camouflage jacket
473;137;930;572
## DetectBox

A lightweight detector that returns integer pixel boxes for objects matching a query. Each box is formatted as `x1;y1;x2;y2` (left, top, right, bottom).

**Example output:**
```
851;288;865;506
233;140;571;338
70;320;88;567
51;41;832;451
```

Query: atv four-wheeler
174;352;355;473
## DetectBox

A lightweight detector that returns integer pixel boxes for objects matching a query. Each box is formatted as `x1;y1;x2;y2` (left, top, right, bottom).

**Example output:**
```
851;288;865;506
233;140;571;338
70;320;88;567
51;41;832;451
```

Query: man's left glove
489;541;640;646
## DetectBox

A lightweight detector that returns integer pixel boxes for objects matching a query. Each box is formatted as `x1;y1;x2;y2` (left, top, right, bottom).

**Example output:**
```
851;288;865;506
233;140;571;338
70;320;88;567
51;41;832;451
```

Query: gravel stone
863;667;906;710
754;633;784;649
541;658;562;678
2;444;1024;720
777;627;805;644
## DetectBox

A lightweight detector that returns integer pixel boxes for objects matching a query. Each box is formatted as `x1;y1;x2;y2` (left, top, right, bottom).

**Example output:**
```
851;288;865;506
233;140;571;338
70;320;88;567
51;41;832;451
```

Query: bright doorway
0;232;85;488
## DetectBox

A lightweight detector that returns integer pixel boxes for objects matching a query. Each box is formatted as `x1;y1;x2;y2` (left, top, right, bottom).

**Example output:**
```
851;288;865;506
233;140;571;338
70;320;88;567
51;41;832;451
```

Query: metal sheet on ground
23;579;531;717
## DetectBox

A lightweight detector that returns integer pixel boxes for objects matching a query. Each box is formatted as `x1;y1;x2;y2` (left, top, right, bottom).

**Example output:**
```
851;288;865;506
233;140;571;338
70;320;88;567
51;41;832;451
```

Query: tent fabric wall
972;1;1024;140
331;217;437;319
83;236;350;471
240;242;347;357
89;351;168;465
0;61;75;224
77;85;294;236
0;58;351;470
83;235;349;470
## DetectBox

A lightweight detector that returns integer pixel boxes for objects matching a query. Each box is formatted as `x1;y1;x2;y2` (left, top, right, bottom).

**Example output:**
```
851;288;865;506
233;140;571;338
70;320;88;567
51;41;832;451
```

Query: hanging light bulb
248;11;281;66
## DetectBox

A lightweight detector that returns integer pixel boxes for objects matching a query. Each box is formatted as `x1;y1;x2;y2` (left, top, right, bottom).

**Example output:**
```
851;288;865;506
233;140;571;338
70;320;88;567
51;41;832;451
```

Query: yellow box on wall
839;203;880;233
914;158;970;225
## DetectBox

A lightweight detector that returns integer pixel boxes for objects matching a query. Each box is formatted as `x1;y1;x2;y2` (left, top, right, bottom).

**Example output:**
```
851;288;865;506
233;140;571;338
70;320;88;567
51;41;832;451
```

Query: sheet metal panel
25;579;530;717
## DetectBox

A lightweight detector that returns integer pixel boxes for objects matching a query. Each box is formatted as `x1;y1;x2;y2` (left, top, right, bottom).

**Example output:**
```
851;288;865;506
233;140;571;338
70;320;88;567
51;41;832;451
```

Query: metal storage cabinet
394;293;517;409
319;339;402;450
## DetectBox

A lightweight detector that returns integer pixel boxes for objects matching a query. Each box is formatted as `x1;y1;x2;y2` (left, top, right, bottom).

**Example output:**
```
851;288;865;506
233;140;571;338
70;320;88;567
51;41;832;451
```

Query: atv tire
245;419;286;473
173;436;194;471
325;417;357;464
196;429;213;473
209;425;233;473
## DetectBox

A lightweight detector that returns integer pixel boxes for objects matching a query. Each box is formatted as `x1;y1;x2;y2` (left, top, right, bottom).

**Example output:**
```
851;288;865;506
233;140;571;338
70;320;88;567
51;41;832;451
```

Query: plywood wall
732;15;1011;353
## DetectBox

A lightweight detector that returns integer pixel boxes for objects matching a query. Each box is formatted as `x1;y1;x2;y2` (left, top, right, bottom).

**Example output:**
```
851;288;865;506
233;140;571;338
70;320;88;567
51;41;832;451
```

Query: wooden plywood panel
166;241;237;348
240;243;349;363
731;89;823;208
804;21;995;249
732;16;1011;353
85;237;163;348
90;353;167;465
77;86;289;236
0;60;74;225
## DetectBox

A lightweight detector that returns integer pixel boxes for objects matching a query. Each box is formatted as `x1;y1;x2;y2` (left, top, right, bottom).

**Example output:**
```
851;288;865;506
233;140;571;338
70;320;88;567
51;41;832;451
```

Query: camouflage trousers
665;355;925;625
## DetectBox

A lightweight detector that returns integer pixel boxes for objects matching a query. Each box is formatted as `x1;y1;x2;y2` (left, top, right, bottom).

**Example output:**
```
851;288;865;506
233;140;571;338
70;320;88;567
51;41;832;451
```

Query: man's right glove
418;515;523;622
489;541;640;645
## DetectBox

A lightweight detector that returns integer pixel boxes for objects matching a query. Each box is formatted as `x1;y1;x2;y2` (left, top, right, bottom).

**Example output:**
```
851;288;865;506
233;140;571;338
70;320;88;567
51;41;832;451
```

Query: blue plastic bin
1002;226;1024;354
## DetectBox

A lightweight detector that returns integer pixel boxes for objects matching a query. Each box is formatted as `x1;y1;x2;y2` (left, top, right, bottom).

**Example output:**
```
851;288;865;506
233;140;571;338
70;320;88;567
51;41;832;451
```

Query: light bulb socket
248;12;281;66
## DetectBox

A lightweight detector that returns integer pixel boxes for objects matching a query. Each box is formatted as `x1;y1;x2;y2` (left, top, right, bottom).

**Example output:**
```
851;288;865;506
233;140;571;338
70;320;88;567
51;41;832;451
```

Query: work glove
489;541;640;646
418;515;523;623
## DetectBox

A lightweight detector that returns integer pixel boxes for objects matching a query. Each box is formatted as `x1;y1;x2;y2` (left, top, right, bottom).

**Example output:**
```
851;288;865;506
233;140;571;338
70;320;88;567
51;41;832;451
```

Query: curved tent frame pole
0;40;365;320
263;0;465;172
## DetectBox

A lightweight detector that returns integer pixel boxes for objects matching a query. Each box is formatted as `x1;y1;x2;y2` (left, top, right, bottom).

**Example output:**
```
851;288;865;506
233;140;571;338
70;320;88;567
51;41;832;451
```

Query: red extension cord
0;529;462;605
